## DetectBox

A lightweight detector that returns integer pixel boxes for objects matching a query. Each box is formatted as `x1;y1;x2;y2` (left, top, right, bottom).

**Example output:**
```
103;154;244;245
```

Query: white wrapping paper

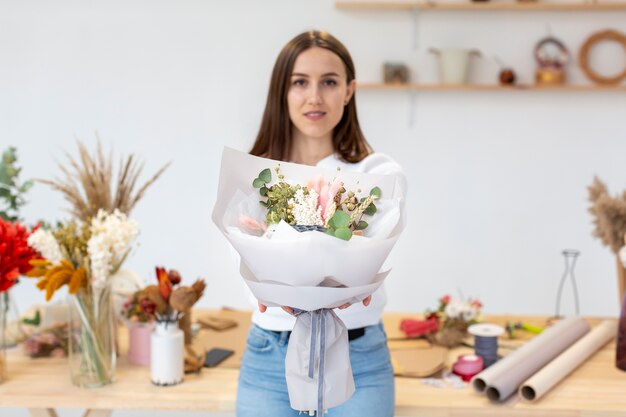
471;316;590;402
520;320;616;401
212;147;406;412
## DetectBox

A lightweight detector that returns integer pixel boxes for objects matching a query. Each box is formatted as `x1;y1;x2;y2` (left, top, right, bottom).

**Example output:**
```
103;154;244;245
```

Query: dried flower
252;167;380;240
37;138;170;222
87;209;138;288
588;177;626;254
289;188;324;226
27;229;63;265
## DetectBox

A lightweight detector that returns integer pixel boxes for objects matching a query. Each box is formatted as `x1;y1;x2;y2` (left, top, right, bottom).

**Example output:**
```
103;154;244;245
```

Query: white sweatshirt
251;152;407;331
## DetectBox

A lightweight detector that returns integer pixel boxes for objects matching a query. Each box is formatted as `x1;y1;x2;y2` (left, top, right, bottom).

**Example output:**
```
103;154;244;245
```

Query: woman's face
287;47;355;142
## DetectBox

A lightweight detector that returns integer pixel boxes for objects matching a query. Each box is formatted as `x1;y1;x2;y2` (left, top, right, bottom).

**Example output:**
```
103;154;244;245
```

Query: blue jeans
236;322;395;417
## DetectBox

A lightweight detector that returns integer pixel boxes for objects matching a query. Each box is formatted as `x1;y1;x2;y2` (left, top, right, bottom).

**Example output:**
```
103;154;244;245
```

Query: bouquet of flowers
212;148;406;414
25;138;169;387
427;294;483;348
123;267;206;345
22;323;69;359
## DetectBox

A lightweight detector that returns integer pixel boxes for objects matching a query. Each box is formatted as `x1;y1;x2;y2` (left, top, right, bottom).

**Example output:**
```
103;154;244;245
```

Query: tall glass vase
0;291;8;383
68;284;116;387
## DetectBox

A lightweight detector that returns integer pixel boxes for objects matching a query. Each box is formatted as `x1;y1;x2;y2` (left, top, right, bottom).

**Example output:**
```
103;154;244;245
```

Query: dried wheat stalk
38;137;170;221
588;176;626;253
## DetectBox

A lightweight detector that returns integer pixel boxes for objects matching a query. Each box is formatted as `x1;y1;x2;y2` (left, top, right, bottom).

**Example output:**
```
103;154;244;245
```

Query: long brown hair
249;30;371;163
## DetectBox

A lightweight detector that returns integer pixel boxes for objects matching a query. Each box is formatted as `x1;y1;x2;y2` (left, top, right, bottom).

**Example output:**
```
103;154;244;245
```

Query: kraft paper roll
520;320;617;402
471;316;590;402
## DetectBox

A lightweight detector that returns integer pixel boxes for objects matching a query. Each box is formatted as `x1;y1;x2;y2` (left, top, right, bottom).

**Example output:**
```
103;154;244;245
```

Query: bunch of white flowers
289;188;324;226
444;299;480;322
87;209;139;288
27;229;63;265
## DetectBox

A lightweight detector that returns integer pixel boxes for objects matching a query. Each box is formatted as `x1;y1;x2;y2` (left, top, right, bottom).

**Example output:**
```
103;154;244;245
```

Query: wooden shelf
335;1;626;11
357;82;626;91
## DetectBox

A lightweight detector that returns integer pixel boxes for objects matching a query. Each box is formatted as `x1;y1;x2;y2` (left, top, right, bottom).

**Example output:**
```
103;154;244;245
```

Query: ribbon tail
317;309;327;416
308;310;318;379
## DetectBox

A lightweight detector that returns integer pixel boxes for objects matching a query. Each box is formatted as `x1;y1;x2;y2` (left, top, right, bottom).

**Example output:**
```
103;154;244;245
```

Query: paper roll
520;320;616;402
471;316;590;402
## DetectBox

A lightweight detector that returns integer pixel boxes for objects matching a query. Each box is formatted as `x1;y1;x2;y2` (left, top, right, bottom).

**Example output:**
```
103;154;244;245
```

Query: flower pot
127;322;153;366
68;286;116;388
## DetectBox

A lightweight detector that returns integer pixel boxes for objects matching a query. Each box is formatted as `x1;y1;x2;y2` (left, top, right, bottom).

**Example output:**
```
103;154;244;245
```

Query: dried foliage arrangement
587;177;626;254
38;138;170;221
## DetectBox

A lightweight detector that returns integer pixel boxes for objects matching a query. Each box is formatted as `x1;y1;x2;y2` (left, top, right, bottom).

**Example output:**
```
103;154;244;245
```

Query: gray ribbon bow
294;308;328;416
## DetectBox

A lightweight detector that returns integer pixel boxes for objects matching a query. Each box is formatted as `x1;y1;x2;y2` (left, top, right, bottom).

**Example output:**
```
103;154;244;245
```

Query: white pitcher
429;48;481;85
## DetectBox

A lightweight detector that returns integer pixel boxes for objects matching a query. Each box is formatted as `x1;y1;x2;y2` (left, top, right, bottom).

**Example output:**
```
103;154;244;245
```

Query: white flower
620;246;626;269
27;229;63;264
87;209;139;287
444;300;463;319
461;306;478;321
289;189;324;226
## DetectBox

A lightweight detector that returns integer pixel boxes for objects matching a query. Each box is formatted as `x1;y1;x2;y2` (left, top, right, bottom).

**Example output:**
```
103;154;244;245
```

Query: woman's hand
257;296;372;315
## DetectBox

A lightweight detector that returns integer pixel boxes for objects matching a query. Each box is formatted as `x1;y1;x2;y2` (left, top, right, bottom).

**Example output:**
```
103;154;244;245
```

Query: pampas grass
588;176;626;254
38;137;170;221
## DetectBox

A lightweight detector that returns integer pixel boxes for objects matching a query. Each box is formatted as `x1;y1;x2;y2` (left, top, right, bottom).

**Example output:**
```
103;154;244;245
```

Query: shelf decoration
579;29;626;85
534;36;569;85
429;47;481;84
383;62;410;84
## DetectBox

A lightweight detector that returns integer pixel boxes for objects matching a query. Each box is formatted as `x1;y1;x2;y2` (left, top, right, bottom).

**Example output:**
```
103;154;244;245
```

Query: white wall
2;0;626;324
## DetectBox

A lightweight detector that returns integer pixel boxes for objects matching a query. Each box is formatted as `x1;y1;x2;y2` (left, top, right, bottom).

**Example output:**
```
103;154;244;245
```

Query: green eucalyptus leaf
260;186;267;196
259;168;272;183
20;180;34;192
334;227;352;241
326;228;335;236
356;220;368;230
364;203;377;216
330;211;350;228
370;187;381;198
253;177;265;188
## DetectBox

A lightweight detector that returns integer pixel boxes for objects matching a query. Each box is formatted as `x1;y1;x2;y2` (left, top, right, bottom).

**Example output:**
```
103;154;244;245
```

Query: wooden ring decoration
579;29;626;85
534;37;569;68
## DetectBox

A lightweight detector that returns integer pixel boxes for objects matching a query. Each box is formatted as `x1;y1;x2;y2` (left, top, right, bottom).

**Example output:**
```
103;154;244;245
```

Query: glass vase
554;249;580;318
68;285;116;387
0;291;8;383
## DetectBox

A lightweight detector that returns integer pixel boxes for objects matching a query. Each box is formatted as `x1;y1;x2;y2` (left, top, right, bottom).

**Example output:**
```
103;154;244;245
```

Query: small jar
127;321;154;366
150;320;184;386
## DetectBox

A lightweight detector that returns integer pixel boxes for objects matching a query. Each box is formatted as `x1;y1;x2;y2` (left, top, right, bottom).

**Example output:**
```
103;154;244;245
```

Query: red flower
155;266;171;301
440;294;451;304
471;299;483;309
0;218;39;292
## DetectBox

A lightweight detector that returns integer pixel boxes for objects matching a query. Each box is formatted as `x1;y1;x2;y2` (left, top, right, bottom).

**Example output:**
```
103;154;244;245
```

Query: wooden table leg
83;410;112;417
29;410;59;417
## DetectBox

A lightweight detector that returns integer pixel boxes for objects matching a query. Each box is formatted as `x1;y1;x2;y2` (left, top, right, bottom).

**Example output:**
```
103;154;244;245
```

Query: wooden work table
1;311;625;417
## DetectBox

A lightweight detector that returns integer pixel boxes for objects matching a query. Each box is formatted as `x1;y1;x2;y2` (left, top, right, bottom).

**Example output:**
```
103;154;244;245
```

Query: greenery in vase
0;147;33;222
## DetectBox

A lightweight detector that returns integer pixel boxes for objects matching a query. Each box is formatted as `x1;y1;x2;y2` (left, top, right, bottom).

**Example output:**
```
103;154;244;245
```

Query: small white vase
150;320;184;386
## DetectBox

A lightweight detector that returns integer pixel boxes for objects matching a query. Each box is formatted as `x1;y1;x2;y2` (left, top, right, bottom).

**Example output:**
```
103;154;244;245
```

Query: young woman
237;30;407;417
